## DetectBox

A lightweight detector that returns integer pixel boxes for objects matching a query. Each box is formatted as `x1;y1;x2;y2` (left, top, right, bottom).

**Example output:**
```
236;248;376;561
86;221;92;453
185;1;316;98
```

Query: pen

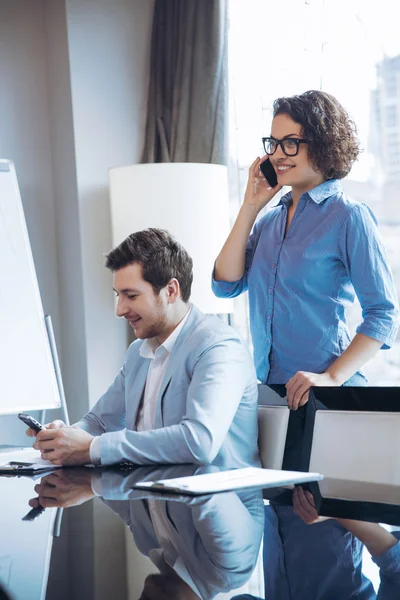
8;461;33;466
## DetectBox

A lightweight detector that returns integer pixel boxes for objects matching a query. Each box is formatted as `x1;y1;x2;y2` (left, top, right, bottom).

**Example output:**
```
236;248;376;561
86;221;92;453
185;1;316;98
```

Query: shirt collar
279;179;342;207
139;306;192;359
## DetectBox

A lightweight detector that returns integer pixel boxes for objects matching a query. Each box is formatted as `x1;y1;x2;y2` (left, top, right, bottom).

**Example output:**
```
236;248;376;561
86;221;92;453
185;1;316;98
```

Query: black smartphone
18;413;44;433
259;158;278;188
22;505;46;521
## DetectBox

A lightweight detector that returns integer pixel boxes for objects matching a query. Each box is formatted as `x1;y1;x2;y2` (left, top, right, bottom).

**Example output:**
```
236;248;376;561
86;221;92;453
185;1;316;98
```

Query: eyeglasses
262;137;309;157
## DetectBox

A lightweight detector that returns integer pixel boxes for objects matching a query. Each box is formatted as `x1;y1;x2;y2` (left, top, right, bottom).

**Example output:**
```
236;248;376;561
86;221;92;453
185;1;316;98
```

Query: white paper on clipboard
133;467;324;495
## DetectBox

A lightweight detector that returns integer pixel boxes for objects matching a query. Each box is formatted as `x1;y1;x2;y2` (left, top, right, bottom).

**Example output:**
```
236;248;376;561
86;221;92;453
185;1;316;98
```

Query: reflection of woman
213;90;398;408
289;487;400;600
233;488;400;600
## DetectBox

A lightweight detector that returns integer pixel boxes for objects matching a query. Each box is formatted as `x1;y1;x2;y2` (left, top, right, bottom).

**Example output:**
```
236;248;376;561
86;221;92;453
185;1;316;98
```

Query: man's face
113;263;169;340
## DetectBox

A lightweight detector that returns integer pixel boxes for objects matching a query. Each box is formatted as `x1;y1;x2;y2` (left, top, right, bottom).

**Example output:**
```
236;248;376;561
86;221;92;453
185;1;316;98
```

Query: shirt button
272;263;276;269
268;288;273;294
267;315;271;320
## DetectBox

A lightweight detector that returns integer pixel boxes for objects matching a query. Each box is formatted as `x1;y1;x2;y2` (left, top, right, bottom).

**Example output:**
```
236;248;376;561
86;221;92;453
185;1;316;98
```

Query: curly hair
273;90;360;180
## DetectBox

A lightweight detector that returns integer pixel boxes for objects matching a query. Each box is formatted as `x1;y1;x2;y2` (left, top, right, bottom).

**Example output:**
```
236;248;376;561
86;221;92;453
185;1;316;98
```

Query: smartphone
22;505;46;521
18;413;44;433
259;158;278;188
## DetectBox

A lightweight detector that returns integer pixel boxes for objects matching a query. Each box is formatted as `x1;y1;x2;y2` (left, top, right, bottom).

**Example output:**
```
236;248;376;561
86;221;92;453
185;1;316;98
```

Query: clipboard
133;467;324;496
0;462;61;476
0;447;61;476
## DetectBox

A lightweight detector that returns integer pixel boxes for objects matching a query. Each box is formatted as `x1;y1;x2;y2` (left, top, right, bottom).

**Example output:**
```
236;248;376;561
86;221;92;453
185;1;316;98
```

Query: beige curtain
142;0;228;165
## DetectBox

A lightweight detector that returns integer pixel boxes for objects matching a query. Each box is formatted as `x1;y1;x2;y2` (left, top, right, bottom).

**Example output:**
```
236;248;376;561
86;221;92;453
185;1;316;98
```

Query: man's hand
28;469;95;509
25;419;66;438
292;487;331;525
33;427;94;466
285;371;340;410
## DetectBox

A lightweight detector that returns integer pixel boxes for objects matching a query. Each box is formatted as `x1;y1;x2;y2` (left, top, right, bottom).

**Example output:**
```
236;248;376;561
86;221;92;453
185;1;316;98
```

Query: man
29;229;259;468
29;465;265;600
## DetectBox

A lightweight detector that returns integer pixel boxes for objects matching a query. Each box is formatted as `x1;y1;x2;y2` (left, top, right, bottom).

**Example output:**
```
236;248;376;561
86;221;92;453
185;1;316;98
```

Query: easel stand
41;315;70;426
43;314;70;537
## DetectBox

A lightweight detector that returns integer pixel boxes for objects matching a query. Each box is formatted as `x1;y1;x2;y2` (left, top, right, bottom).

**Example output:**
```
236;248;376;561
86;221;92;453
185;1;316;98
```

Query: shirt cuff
90;436;102;466
91;472;104;497
356;323;398;350
211;268;244;298
372;533;400;573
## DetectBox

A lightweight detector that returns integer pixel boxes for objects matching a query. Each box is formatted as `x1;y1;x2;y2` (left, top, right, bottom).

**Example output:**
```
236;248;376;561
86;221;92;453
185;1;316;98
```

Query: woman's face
269;113;324;192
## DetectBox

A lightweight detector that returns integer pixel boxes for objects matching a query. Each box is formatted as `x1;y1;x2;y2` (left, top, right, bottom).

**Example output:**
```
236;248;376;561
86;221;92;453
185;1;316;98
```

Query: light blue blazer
76;305;260;468
99;466;264;600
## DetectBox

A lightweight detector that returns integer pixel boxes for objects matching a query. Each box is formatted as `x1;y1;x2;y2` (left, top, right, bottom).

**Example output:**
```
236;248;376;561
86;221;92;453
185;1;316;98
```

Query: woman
213;90;398;409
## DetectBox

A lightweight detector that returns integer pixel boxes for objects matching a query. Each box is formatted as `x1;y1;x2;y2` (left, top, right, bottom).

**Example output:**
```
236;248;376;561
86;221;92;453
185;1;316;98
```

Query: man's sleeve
190;490;264;575
74;364;126;436
97;336;256;466
89;437;102;465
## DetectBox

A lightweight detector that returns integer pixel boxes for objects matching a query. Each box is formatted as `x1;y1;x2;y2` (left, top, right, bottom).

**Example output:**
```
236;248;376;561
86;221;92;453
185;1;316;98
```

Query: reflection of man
100;466;265;600
140;568;199;600
29;229;259;468
31;465;265;600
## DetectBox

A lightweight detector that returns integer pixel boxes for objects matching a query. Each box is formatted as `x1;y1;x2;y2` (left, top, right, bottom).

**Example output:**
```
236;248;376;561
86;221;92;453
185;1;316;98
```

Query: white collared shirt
89;307;191;464
148;500;202;598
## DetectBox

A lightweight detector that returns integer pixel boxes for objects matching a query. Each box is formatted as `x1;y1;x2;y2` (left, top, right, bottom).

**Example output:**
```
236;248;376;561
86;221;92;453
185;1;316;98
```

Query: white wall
0;0;61;444
43;0;89;429
63;4;154;597
0;0;153;434
0;0;154;598
65;0;153;411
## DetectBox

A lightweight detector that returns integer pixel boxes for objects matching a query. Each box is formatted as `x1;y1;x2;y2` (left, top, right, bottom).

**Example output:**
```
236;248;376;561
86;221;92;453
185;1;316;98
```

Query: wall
0;0;154;598
43;0;89;428
0;0;61;444
65;0;153;414
0;0;153;434
63;4;154;596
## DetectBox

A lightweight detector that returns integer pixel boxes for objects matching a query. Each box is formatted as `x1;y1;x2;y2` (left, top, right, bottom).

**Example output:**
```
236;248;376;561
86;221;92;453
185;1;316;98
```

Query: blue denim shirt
212;180;399;384
232;524;400;600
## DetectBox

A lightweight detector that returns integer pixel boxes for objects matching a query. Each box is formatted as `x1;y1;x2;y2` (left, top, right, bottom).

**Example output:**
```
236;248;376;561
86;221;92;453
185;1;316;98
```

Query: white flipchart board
0;159;60;414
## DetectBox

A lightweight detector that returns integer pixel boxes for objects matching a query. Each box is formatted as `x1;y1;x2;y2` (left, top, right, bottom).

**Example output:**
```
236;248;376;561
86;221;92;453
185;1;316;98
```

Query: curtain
142;0;228;165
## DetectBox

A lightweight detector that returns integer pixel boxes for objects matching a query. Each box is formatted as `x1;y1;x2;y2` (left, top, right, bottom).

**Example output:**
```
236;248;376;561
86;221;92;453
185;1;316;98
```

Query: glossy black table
0;460;399;600
2;385;400;600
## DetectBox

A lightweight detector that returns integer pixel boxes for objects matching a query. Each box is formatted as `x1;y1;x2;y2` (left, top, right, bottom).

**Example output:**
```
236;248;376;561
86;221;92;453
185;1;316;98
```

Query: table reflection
98;465;265;600
7;460;400;600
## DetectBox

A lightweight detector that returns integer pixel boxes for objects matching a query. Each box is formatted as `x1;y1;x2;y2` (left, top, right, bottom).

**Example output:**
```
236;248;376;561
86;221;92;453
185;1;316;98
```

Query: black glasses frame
262;137;309;157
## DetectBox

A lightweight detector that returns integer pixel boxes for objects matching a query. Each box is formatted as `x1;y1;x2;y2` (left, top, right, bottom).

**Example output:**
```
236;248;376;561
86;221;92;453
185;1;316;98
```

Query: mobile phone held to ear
18;413;44;433
259;158;278;188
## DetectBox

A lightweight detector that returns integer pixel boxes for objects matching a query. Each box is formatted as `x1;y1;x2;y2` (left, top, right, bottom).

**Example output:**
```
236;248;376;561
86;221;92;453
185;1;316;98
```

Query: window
228;0;400;385
386;105;397;128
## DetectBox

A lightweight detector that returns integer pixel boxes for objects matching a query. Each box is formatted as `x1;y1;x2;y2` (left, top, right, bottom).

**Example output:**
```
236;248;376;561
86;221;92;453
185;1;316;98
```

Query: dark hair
105;228;193;302
273;90;360;180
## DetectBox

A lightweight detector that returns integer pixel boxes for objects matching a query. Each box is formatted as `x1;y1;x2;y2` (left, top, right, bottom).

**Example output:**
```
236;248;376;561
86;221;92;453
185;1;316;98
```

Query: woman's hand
293;487;331;525
243;157;282;212
285;371;340;410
